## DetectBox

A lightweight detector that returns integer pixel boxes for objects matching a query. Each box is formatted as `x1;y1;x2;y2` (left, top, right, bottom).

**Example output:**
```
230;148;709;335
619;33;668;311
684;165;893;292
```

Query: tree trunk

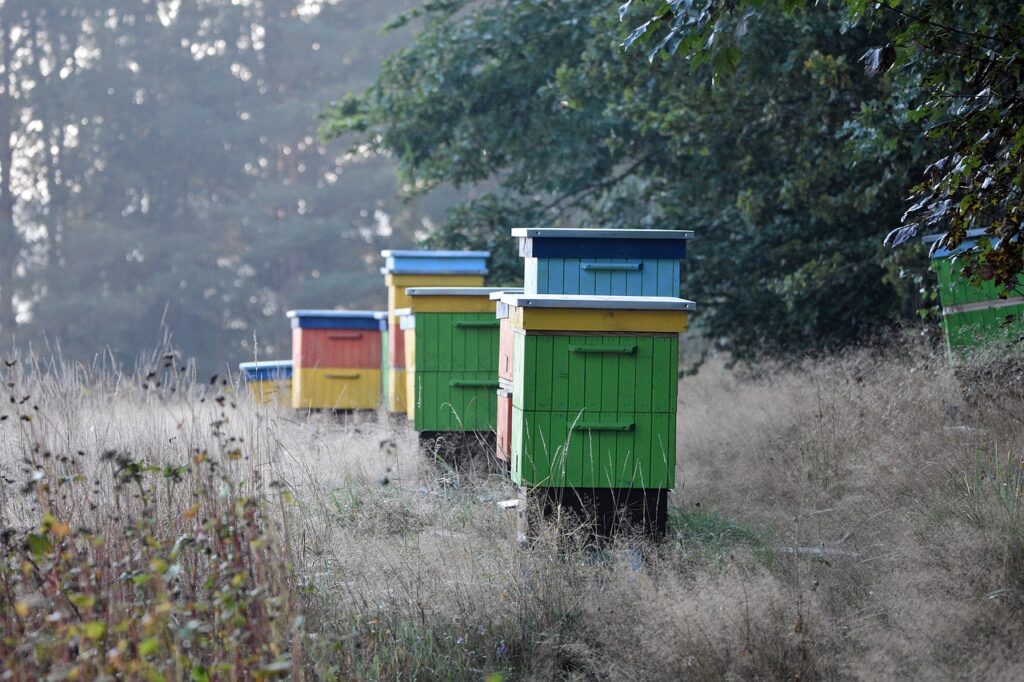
0;6;17;338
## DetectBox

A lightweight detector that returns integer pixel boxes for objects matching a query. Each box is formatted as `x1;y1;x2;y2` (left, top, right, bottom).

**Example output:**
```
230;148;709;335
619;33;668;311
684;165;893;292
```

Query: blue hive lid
380;249;490;275
923;229;998;259
239;360;292;381
499;293;696;312
381;249;490;258
512;228;692;260
511;228;693;240
286;309;383;330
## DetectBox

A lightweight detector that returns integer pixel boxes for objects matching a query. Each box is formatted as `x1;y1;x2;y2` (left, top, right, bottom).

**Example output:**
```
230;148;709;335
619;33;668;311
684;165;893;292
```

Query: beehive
380;250;489;414
924;230;1024;357
501;294;695;489
238;361;292;405
490;288;524;464
375;311;389;399
400;287;507;433
287;310;384;410
513;228;693;297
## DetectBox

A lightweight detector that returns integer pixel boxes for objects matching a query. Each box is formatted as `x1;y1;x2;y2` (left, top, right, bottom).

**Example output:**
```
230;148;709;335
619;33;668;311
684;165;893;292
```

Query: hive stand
924;230;1024;359
380;250;489;416
287;310;385;411
238;360;292;405
398;286;509;464
501;293;696;540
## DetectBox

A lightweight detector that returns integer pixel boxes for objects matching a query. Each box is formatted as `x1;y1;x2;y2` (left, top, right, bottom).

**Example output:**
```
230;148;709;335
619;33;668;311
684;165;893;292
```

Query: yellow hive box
509;301;690;333
386;273;485;322
293;368;382;410
247;380;292;405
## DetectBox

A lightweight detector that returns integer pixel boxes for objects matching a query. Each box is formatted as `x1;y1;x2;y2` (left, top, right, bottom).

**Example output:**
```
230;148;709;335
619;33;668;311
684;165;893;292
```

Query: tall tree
625;0;1024;294
324;0;934;360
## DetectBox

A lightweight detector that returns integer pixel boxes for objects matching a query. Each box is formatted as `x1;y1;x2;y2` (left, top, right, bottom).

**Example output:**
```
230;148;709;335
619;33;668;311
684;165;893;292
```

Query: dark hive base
517;486;668;544
418;431;499;472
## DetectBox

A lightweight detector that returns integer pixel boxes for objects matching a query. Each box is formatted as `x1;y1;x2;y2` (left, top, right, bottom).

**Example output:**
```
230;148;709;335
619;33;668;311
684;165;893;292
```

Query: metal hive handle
581;262;643;271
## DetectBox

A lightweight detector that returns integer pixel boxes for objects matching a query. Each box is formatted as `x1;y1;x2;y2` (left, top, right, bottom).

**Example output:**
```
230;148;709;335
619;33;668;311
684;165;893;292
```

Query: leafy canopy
324;0;935;360
624;0;1024;295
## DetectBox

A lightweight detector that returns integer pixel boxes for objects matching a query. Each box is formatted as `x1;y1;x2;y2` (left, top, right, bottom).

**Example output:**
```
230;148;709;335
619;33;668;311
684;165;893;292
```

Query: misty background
0;0;454;373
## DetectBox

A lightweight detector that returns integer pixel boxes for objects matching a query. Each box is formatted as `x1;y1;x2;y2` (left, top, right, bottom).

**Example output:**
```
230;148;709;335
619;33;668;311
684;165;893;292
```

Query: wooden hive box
287;310;384;410
238;360;292;405
513;228;693;297
501;294;695;490
924;230;1024;358
490;288;524;463
379;249;489;414
401;287;508;432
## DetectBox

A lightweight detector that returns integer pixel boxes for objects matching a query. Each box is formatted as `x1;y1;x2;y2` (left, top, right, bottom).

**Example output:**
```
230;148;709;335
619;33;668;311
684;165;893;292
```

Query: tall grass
1;342;1023;679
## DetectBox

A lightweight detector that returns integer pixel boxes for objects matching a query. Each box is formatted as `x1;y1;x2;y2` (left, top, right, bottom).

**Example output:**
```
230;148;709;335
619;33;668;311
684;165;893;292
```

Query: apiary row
237;229;698;537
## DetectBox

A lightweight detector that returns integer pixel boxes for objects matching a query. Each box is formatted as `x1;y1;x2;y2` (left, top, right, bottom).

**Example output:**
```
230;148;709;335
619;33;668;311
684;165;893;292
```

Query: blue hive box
512;228;693;297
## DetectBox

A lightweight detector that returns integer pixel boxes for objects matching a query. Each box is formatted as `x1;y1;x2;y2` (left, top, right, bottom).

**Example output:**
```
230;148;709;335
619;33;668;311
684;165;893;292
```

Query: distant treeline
0;0;453;372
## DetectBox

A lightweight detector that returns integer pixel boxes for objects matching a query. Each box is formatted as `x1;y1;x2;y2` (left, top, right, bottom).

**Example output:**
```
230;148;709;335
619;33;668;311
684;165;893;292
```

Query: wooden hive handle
568;344;638;355
449;380;501;388
575;421;635;432
328;332;364;340
453;320;500;328
326;373;361;380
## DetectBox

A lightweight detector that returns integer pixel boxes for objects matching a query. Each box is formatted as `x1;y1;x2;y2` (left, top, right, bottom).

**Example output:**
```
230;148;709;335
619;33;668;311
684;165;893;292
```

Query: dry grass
1;341;1023;679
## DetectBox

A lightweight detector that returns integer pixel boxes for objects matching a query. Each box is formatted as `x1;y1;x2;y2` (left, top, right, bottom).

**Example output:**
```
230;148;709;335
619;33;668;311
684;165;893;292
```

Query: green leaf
83;620;107;640
25;532;52;558
139;637;161;657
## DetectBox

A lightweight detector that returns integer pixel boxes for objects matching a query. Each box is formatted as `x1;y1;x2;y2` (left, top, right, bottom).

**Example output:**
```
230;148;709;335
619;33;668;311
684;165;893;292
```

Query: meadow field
1;342;1022;680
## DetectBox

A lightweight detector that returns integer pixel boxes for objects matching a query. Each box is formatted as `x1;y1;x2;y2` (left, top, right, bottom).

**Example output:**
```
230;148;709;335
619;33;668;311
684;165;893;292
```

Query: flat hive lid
499;293;696;312
923;229;999;259
405;287;508;297
239;360;292;381
490;288;525;301
380;249;490;275
287;309;384;329
512;228;693;240
381;249;490;258
404;287;505;314
287;309;381;319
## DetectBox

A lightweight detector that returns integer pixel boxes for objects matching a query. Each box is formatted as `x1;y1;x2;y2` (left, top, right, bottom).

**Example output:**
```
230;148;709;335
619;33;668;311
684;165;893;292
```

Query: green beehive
925;230;1024;357
503;294;695;490
399;287;507;433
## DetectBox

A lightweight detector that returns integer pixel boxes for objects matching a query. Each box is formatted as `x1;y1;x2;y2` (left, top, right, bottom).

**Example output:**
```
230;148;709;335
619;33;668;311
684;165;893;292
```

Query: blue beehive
238;360;292;405
512;228;694;297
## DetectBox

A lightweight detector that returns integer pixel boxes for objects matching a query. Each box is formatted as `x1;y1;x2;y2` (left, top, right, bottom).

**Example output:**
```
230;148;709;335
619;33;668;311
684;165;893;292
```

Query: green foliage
0;381;300;679
627;0;1024;315
325;0;934;360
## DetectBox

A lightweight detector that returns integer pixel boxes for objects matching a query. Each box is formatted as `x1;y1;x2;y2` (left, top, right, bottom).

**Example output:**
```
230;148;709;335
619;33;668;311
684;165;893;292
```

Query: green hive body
412;311;500;431
510;333;679;489
926;231;1024;358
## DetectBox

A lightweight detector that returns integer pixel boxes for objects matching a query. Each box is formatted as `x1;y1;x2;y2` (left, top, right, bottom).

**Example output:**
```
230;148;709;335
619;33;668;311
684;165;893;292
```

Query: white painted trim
943;296;1024;316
